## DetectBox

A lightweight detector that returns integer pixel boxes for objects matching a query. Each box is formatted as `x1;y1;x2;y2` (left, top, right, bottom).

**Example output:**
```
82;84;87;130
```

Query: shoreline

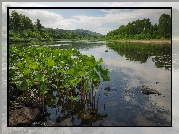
108;39;171;45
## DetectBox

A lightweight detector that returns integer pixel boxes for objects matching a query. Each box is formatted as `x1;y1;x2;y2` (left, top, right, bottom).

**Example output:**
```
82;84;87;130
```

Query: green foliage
105;14;171;40
68;95;79;102
9;10;105;42
158;14;171;39
9;45;110;102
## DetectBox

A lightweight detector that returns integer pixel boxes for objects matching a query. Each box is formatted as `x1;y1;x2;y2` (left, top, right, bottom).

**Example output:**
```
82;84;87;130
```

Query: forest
105;14;171;40
8;10;105;42
7;9;175;42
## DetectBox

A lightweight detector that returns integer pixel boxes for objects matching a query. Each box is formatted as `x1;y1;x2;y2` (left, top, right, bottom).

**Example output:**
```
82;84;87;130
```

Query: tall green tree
35;19;42;31
9;10;21;33
158;14;171;39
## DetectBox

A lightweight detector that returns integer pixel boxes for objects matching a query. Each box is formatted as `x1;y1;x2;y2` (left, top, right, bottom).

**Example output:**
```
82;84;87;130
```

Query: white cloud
96;27;115;35
72;15;102;26
101;9;171;24
100;9;111;13
6;2;172;35
9;9;63;29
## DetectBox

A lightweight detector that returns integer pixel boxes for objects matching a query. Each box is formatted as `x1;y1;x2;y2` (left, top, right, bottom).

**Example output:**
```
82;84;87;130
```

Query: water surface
10;40;171;126
45;41;171;126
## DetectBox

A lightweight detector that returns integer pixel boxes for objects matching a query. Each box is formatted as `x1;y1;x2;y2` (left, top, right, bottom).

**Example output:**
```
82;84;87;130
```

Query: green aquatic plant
9;45;110;108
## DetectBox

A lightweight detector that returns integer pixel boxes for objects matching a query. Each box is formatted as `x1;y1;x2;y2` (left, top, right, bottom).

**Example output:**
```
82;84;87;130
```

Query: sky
3;2;175;35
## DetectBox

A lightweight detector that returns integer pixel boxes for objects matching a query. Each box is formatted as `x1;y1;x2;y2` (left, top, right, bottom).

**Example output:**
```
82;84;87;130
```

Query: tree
35;19;42;31
158;14;171;39
9;10;21;32
105;14;171;40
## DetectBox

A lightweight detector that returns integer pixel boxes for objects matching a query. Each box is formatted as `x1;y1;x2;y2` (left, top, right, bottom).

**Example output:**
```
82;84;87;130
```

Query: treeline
51;28;105;40
9;10;105;42
105;14;171;40
8;10;174;42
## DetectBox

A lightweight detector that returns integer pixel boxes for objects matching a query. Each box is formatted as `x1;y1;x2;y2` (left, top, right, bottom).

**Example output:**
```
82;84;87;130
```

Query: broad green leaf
47;56;55;67
69;67;74;74
79;71;85;77
31;63;38;70
16;62;22;68
86;61;94;67
99;58;103;63
23;68;31;75
40;90;48;95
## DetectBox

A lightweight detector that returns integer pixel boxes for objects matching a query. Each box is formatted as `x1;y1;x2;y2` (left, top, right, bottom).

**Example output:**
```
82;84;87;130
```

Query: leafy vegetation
9;45;110;111
9;10;105;42
8;9;173;43
105;14;171;40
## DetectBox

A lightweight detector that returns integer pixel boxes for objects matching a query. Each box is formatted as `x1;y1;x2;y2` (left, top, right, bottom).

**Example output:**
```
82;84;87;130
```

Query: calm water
11;41;172;126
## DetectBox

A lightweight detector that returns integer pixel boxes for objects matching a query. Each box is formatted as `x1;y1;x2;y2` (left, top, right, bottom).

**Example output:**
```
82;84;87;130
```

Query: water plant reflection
107;42;171;70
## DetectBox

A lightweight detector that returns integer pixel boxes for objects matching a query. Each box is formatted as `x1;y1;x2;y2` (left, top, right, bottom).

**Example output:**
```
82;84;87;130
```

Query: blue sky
4;2;176;35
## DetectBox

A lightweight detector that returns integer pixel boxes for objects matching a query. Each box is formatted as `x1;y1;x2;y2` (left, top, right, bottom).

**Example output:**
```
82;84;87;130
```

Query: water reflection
79;41;171;126
49;41;106;51
94;68;171;126
35;83;108;126
106;42;171;70
9;40;171;126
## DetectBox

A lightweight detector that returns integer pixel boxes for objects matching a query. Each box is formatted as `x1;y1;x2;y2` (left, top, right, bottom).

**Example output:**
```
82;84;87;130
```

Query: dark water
11;40;172;126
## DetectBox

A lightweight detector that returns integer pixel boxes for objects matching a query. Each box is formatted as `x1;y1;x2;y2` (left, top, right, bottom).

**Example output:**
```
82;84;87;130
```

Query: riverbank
108;39;171;45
